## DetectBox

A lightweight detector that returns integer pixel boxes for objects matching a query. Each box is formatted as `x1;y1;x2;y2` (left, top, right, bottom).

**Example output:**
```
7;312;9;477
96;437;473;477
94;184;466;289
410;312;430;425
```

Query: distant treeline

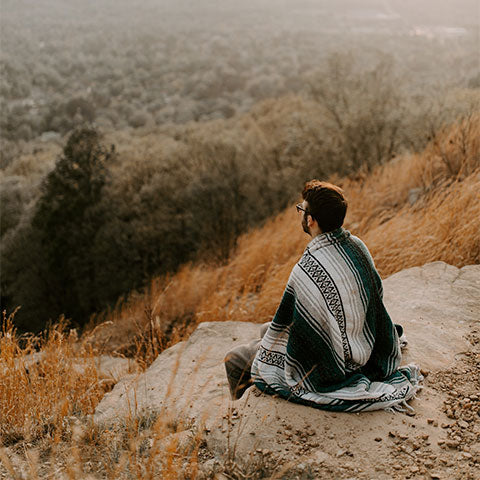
1;51;478;332
1;0;479;167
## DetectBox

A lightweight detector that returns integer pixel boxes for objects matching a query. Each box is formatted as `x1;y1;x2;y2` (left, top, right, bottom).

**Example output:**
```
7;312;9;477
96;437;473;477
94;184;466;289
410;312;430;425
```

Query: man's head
298;180;347;235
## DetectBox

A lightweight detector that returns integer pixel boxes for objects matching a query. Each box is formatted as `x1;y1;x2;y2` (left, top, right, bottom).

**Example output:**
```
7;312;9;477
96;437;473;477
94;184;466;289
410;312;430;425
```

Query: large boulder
94;262;480;478
94;321;260;425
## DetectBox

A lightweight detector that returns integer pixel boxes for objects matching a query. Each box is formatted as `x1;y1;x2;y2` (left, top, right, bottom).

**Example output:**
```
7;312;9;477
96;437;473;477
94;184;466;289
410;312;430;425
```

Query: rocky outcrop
94;262;480;478
382;262;479;370
94;321;260;425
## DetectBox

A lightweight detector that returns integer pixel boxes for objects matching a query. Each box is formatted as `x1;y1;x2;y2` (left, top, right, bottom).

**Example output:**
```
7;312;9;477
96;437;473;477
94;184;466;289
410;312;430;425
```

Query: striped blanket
250;228;422;412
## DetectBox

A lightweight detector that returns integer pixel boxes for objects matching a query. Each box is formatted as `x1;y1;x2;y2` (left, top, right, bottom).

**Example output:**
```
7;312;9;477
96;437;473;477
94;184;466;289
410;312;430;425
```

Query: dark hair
302;180;347;232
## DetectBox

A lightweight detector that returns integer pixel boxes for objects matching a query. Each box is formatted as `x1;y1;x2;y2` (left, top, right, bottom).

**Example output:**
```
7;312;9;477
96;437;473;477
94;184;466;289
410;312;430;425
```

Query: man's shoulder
347;233;371;255
304;231;374;267
347;232;364;245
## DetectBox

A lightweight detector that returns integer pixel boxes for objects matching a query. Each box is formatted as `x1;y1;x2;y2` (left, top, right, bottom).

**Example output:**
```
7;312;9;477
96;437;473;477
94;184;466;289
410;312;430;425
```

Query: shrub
2;128;114;331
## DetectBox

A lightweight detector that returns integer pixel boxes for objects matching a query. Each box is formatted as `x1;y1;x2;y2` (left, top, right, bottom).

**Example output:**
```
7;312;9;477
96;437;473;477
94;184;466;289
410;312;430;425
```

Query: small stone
336;449;347;458
313;451;329;464
392;464;402;470
427;418;434;424
445;440;460;448
458;420;469;429
462;452;472;459
374;437;382;442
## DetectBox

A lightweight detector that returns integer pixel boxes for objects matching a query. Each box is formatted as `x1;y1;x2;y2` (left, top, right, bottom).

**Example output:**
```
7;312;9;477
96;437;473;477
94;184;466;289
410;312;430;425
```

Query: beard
302;215;311;235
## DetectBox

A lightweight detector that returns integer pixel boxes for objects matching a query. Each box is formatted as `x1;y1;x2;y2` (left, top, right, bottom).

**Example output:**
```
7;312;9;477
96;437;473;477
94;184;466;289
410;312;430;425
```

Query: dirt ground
200;324;479;480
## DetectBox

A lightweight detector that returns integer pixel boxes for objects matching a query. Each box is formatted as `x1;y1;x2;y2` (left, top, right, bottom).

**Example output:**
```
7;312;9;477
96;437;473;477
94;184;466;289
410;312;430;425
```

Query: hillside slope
93;114;480;362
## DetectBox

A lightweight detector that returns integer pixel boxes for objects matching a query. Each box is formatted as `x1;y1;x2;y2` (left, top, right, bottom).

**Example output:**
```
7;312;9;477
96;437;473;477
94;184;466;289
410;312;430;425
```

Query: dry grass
342;112;480;275
0;310;104;444
0;309;206;479
1;115;479;478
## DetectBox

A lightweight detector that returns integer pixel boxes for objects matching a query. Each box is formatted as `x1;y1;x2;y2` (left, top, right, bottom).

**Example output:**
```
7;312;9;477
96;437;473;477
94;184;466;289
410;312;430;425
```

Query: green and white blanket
251;228;422;412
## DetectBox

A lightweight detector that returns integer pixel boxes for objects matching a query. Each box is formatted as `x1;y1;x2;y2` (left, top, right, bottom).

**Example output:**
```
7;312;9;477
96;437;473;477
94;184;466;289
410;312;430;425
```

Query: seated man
224;180;421;411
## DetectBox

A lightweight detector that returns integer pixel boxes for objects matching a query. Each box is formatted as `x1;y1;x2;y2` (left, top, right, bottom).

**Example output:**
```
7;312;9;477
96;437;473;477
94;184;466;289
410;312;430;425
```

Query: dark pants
224;322;270;400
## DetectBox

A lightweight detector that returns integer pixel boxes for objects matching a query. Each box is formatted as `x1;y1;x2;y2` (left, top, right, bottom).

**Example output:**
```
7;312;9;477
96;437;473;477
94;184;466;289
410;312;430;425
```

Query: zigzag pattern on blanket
251;227;422;412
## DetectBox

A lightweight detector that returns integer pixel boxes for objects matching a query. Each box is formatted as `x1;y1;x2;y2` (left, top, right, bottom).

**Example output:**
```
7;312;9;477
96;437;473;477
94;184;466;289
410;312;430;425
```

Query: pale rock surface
94;262;480;476
383;262;479;370
94;321;260;424
14;353;138;381
92;355;140;380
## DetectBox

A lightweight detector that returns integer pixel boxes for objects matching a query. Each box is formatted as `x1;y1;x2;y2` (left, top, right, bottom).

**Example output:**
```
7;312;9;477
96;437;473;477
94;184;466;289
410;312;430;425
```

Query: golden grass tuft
0;310;104;444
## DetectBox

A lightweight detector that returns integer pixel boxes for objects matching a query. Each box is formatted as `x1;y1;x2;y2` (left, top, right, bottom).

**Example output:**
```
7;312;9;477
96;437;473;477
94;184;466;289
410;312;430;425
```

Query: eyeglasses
296;203;306;213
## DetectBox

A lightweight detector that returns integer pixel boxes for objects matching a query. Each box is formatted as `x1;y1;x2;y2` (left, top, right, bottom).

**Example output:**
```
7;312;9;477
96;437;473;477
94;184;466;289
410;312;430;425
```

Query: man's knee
259;321;271;339
224;340;261;400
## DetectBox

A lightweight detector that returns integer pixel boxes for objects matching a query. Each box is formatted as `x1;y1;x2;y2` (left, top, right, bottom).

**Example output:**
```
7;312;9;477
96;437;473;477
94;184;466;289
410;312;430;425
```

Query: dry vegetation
1;115;479;478
0;310;207;479
2;0;479;333
0;312;103;444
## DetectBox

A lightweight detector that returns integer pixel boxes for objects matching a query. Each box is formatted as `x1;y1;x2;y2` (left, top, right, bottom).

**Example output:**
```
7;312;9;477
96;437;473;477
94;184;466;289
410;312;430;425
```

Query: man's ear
307;215;315;228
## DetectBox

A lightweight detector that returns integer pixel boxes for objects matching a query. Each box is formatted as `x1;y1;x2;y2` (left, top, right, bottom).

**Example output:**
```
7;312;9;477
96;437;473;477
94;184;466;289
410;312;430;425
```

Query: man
224;180;421;412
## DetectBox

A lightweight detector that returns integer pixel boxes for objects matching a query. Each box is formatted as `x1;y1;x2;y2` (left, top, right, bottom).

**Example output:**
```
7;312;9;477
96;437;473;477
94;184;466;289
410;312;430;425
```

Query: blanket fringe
390;400;413;413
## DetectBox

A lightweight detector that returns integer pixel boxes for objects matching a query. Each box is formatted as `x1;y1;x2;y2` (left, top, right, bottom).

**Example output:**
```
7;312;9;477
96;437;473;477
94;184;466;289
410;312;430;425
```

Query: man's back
227;180;421;411
255;228;401;391
251;228;419;411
